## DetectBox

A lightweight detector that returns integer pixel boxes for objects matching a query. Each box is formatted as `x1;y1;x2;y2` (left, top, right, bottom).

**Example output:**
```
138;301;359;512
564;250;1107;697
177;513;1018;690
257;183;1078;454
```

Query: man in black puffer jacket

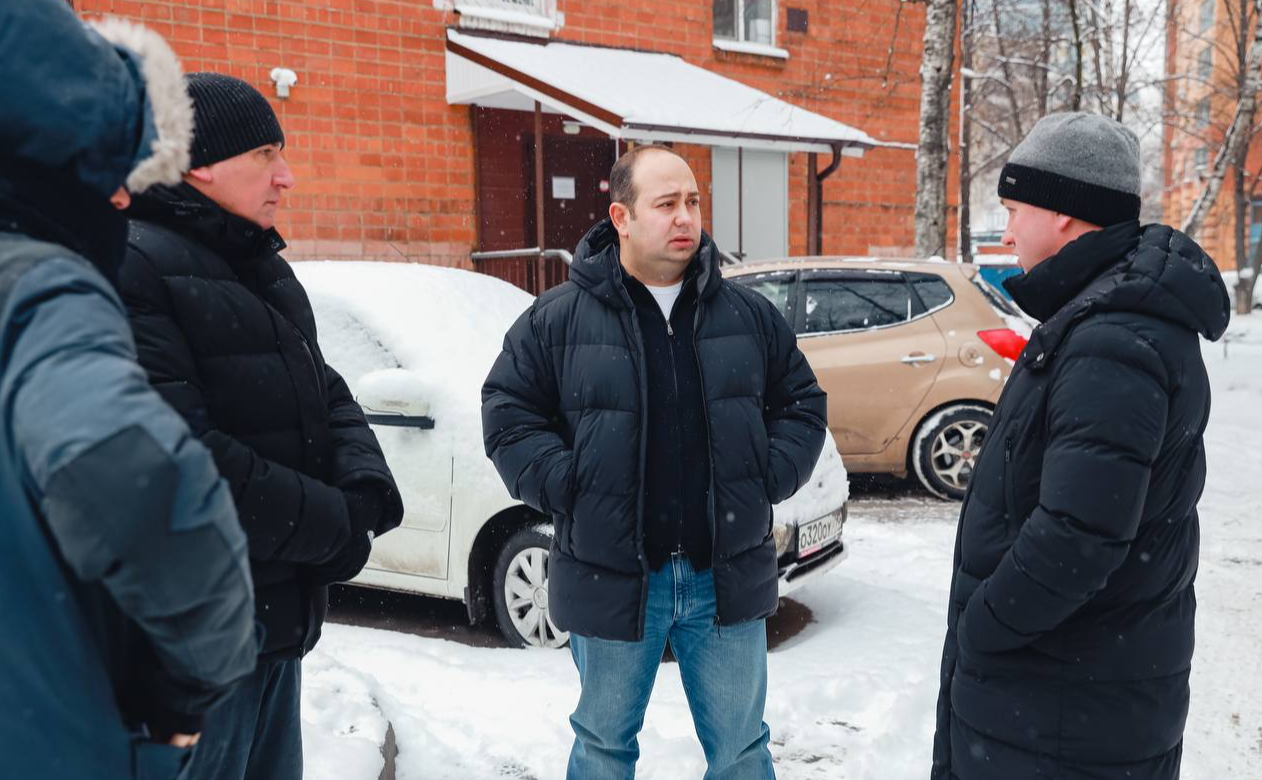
117;74;403;780
931;113;1231;780
483;145;827;779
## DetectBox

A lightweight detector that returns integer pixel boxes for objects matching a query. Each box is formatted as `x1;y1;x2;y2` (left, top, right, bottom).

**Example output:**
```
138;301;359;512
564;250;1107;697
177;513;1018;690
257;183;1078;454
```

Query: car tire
492;525;570;649
911;405;992;501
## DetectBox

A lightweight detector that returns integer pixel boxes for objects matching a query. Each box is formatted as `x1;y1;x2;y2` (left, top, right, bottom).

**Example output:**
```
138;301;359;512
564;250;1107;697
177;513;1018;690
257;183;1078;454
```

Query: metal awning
445;29;876;155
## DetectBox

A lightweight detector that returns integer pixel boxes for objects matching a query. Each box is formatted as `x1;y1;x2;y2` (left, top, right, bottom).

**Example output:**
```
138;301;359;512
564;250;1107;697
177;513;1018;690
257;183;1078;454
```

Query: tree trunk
1037;0;1052;116
989;0;1024;138
1235;150;1250;314
914;0;959;258
1068;0;1085;110
1183;0;1262;238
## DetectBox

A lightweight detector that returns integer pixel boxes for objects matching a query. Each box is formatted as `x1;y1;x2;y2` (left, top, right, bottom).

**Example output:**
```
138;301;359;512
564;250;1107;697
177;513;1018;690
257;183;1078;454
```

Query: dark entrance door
526;135;613;254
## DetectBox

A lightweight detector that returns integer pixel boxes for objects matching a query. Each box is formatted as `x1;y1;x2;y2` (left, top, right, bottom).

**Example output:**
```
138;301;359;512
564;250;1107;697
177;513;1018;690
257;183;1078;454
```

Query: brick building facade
77;0;956;280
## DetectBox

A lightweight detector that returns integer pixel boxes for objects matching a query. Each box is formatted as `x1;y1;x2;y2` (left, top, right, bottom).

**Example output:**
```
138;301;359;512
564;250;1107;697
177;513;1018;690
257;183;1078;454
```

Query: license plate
797;514;842;558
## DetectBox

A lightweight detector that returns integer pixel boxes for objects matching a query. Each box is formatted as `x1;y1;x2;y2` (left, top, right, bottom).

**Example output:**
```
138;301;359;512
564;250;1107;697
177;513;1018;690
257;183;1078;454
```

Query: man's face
188;143;295;229
1000;198;1073;273
620;151;702;277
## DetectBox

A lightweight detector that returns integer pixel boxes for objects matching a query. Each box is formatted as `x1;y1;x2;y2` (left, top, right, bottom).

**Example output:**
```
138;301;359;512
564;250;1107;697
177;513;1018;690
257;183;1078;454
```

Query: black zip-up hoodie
622;262;713;570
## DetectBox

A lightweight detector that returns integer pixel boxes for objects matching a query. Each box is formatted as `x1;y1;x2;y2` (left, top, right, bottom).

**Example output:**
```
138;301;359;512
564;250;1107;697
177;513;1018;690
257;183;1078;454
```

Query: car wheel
492;526;569;649
911;405;992;501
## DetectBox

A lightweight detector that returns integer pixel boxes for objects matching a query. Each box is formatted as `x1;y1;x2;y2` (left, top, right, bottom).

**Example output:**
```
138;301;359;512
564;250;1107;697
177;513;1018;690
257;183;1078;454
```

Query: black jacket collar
1004;220;1231;371
1004;221;1142;323
0;158;129;283
570;218;722;310
128;183;286;269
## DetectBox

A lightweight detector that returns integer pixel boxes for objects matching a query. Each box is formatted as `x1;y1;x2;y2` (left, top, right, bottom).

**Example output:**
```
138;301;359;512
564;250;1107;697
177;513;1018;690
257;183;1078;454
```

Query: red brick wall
78;0;956;266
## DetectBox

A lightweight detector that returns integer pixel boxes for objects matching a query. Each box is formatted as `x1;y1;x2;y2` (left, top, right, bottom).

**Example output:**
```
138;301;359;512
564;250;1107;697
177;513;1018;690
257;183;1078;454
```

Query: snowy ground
302;316;1262;780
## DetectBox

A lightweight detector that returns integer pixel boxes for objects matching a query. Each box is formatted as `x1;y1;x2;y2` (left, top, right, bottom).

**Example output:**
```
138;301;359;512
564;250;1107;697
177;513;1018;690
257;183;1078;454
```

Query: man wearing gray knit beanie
931;112;1231;780
115;74;404;780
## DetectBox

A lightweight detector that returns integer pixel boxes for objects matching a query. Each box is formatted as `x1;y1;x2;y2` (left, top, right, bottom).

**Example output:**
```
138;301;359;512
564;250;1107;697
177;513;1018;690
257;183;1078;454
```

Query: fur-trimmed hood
89;17;194;193
0;0;192;197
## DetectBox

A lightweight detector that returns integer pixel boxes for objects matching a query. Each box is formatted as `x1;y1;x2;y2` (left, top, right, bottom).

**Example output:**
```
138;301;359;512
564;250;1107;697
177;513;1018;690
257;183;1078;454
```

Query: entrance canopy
446;30;876;156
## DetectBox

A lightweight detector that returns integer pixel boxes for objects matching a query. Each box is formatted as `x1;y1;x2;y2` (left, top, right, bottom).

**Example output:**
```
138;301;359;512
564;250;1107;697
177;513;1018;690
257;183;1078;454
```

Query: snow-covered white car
294;261;850;648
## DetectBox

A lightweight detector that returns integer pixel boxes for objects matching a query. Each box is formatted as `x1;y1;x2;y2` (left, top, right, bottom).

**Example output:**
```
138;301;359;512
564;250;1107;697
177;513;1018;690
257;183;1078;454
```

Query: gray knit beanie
998;112;1142;227
185;73;284;169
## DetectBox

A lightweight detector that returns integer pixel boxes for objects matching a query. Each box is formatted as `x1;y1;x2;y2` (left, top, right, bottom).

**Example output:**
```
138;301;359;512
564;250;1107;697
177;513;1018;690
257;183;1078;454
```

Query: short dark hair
609;143;682;216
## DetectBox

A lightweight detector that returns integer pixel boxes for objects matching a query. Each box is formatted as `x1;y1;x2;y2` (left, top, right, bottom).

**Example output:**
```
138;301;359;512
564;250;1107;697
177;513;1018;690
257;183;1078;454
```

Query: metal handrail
470;247;574;266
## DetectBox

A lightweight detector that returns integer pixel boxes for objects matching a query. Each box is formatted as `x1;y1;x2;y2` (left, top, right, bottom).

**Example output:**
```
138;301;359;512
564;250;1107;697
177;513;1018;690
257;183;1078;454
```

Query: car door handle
900;354;937;365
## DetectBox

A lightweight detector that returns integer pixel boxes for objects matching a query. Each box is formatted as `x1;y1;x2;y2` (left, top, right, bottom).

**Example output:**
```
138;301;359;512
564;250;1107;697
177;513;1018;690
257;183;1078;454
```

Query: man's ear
186;166;214;184
1053;213;1075;234
610;201;632;237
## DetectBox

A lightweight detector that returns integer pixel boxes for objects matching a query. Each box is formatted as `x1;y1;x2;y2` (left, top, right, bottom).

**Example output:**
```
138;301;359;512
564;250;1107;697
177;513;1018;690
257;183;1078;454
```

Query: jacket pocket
951;568;982;612
1002;435;1018;535
131;740;194;780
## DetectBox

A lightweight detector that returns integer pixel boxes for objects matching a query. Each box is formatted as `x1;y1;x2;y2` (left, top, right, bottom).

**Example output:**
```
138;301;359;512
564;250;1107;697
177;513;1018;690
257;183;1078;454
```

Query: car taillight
976;329;1028;362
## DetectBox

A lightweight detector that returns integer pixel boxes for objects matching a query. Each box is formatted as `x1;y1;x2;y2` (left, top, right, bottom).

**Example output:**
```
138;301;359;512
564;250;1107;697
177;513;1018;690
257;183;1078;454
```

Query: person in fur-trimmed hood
0;2;256;779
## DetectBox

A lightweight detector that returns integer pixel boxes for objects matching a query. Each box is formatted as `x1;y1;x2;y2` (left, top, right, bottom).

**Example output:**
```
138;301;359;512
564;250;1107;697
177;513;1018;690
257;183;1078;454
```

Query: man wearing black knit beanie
116;73;404;780
930;112;1231;780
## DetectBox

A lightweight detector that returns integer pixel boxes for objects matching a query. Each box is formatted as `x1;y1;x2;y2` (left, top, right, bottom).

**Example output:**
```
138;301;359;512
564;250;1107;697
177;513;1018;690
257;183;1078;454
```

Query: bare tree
1180;0;1262;243
1177;0;1262;312
914;0;959;258
957;0;1166;257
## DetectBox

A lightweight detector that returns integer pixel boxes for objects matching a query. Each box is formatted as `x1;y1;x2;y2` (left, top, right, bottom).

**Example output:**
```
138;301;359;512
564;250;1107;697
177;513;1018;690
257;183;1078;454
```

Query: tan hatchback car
726;258;1031;500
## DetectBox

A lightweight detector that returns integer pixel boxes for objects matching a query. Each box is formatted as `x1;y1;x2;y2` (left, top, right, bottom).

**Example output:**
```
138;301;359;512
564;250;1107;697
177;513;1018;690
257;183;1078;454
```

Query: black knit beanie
185;73;285;169
997;112;1142;227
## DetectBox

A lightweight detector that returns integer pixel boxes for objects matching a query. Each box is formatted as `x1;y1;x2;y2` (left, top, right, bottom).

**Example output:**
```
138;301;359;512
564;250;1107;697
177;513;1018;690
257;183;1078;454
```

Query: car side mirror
357;369;435;428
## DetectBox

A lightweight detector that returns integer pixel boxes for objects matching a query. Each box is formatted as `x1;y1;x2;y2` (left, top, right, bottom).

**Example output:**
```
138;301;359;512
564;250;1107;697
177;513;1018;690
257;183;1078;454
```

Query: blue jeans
568;554;775;780
182;658;302;780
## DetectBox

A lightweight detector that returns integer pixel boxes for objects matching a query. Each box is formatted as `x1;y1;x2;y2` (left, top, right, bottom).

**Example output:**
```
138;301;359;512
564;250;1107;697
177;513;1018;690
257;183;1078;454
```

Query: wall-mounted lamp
269;67;298;99
562;120;582;135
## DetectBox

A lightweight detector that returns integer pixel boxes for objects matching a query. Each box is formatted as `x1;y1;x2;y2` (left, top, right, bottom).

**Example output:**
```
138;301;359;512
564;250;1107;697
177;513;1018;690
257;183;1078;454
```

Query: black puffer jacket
118;184;402;661
482;220;827;641
931;222;1231;780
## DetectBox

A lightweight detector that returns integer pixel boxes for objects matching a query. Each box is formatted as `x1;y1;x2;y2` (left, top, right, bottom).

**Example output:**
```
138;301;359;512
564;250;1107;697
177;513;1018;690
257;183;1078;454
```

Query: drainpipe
808;143;843;256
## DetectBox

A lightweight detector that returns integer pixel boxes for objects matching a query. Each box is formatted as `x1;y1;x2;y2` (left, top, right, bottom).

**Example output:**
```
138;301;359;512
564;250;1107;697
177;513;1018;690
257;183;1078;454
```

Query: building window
1197;47;1214;81
1196;97;1211;128
714;0;777;47
1199;0;1215;32
1194;146;1210;170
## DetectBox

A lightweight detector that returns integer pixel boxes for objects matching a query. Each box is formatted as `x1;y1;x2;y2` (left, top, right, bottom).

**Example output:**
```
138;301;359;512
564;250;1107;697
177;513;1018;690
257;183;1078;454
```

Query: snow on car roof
293;261;532;475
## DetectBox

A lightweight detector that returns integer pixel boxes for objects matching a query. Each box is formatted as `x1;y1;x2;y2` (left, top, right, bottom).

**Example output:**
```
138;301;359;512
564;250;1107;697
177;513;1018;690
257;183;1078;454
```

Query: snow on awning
445;30;876;156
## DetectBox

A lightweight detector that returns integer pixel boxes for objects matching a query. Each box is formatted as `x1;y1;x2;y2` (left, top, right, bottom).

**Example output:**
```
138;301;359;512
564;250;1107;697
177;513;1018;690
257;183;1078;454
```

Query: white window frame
713;0;789;59
438;0;560;37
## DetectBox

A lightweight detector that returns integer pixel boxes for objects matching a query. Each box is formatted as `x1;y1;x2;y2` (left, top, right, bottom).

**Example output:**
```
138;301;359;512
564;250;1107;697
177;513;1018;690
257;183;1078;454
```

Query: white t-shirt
645;280;684;322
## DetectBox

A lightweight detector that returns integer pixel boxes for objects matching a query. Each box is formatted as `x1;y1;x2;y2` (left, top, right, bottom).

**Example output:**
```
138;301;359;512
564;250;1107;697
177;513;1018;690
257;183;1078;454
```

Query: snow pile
300;652;389;780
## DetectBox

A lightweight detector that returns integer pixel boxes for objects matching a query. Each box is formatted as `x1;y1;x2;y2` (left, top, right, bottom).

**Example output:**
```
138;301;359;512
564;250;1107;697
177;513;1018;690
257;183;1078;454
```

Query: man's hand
167;732;200;748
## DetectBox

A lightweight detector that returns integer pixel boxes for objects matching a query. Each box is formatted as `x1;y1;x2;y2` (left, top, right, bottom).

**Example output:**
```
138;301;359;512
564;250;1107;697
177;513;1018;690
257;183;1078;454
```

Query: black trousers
183;658;303;780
